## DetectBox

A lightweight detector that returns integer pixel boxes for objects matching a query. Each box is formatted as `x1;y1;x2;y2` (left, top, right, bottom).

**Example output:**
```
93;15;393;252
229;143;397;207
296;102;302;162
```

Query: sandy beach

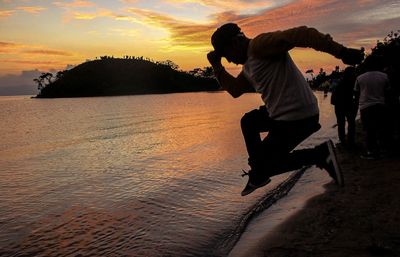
231;126;400;257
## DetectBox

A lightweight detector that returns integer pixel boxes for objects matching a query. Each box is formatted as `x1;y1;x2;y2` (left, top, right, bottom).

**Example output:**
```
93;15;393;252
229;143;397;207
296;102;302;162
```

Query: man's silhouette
207;23;364;196
331;66;358;146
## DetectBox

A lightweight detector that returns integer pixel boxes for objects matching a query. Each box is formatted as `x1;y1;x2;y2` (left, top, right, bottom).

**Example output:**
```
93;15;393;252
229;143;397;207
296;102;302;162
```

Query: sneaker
241;170;271;196
318;140;344;186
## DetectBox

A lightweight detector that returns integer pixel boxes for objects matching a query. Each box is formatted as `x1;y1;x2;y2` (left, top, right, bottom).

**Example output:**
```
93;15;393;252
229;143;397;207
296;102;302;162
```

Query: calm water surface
0;92;336;256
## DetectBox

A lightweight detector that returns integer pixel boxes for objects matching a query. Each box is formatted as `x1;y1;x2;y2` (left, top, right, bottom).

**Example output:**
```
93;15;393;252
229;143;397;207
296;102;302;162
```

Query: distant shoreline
30;90;224;99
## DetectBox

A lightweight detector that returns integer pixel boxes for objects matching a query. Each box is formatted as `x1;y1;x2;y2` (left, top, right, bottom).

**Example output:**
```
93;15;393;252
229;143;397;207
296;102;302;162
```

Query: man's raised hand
340;47;365;65
207;51;223;68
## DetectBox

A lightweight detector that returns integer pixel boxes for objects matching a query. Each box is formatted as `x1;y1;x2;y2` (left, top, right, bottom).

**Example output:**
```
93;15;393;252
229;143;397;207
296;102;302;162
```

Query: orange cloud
54;0;96;8
0;9;15;18
71;8;131;21
23;49;73;56
0;41;24;53
2;59;62;65
0;41;75;57
232;0;340;35
124;0;399;74
72;11;99;20
16;6;47;14
126;7;215;48
0;42;16;47
120;0;140;3
202;0;398;51
163;0;277;12
233;0;396;41
123;1;348;51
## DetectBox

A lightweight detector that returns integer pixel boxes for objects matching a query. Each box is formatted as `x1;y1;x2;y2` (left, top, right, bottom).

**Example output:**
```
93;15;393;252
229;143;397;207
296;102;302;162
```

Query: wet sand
239;131;400;256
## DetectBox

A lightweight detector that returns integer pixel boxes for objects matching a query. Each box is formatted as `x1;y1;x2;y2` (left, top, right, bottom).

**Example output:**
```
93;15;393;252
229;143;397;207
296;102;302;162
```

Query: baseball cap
211;23;242;56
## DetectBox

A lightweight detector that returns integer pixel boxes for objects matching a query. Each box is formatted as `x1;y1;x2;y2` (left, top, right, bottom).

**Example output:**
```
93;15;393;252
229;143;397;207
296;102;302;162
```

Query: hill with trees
35;56;220;98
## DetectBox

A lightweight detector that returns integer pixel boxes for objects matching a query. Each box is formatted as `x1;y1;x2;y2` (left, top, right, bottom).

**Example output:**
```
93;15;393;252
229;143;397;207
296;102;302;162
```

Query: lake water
0;92;336;256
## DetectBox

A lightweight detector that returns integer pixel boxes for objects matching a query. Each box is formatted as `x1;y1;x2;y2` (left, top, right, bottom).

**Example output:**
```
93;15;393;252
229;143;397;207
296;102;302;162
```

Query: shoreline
228;166;331;257
229;134;400;256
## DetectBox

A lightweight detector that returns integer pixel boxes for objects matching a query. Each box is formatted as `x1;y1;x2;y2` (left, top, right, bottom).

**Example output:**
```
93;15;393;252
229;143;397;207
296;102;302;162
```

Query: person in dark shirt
331;67;357;146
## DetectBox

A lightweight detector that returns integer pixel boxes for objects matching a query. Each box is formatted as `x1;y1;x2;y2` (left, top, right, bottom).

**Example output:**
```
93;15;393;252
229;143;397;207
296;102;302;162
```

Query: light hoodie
242;26;344;121
354;71;389;110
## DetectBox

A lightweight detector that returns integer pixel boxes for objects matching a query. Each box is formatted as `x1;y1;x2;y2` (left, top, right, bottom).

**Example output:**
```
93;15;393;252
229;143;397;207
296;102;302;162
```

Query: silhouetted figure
384;64;400;145
355;56;391;159
208;23;364;195
331;67;357;146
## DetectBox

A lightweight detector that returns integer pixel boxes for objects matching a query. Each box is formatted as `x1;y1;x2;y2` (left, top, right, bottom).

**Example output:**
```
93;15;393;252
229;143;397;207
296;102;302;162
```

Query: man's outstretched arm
207;51;252;98
251;26;364;65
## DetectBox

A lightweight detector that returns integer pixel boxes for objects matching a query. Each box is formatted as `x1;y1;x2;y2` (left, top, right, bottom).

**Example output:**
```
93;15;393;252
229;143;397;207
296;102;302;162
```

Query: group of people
331;55;399;159
207;23;364;196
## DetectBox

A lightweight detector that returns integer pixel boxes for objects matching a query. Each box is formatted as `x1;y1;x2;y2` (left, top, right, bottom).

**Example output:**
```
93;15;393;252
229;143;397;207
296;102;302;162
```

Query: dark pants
241;106;321;177
360;104;389;153
335;105;356;144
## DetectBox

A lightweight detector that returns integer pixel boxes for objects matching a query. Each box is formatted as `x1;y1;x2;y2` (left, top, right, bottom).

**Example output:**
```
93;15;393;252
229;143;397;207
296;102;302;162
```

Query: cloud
126;7;216;49
60;7;142;23
122;0;399;72
2;59;62;65
119;0;140;3
16;6;47;14
53;0;96;8
201;0;400;48
72;11;100;20
72;8;117;20
162;0;284;13
123;1;344;51
0;41;24;53
0;41;75;57
0;42;17;47
23;49;73;56
54;0;101;22
0;64;76;95
0;9;15;18
0;69;41;95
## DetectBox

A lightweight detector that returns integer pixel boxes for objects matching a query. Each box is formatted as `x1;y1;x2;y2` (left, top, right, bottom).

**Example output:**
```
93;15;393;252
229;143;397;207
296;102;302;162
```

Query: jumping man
207;24;364;196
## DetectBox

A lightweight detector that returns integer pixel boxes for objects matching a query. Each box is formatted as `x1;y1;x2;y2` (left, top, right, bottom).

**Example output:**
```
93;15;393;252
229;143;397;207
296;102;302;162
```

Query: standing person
207;23;364;196
331;66;358;146
355;55;391;159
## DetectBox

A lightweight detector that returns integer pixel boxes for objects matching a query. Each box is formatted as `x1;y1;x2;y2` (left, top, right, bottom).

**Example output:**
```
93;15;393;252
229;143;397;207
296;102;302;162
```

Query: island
35;57;221;98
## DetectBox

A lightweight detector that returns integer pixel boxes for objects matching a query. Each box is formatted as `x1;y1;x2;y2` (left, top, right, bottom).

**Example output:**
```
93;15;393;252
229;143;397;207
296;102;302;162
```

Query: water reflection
0;92;336;256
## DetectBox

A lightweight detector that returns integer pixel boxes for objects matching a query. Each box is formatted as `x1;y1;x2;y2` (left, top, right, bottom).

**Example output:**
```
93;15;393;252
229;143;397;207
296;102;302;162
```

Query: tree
201;66;214;78
34;72;54;94
189;68;203;77
55;70;66;81
40;72;53;85
371;30;400;62
188;66;215;78
161;60;179;70
33;77;44;91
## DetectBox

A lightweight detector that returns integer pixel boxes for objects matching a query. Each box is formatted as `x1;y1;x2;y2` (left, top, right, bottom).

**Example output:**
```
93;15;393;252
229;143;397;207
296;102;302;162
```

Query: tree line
33;56;215;93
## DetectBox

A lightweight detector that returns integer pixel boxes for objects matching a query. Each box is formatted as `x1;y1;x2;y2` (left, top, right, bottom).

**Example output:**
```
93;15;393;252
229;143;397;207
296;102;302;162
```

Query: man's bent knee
241;109;258;129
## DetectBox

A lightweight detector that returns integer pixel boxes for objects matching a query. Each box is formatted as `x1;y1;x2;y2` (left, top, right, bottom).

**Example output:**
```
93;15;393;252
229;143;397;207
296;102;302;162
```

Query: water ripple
0;92;336;256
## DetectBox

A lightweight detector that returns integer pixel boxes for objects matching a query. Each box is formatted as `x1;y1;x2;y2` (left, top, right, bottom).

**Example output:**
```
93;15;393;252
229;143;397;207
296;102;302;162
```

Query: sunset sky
1;0;400;89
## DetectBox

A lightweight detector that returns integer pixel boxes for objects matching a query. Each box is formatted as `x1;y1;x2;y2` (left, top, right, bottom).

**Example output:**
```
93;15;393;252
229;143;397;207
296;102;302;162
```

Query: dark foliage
36;58;220;98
